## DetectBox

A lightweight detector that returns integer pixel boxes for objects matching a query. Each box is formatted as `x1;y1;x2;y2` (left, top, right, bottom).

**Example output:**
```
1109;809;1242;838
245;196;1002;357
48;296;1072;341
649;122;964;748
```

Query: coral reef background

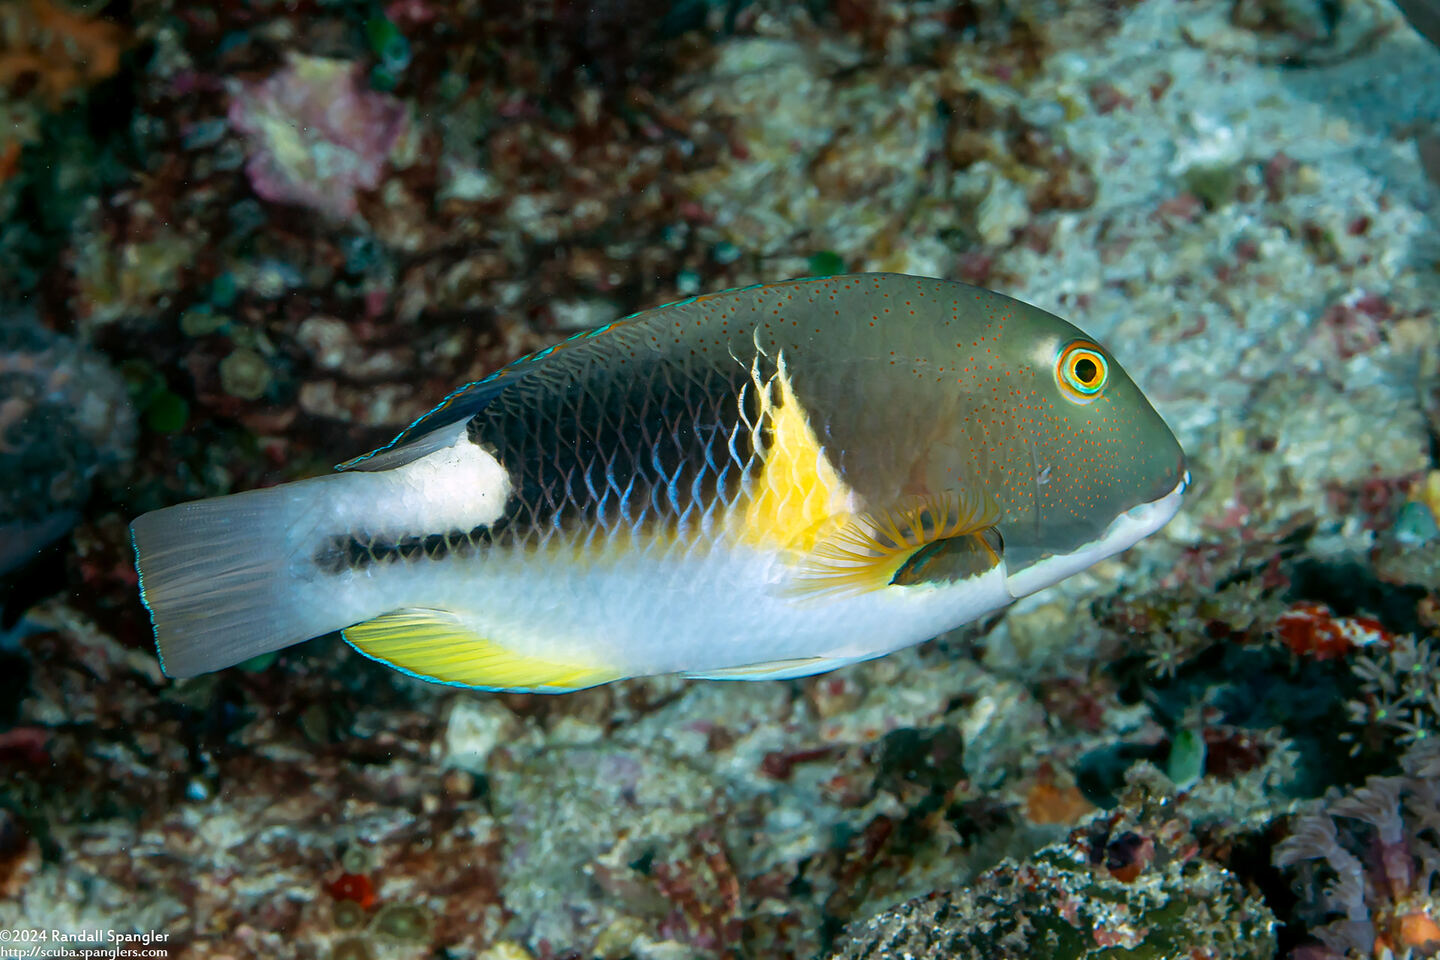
0;0;1438;957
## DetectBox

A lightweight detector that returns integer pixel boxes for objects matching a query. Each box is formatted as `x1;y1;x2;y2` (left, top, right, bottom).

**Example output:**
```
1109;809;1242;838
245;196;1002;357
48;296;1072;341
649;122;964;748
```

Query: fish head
938;298;1188;599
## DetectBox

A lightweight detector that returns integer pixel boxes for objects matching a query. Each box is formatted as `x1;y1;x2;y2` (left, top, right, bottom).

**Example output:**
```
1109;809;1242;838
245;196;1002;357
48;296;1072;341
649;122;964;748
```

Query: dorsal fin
334;418;470;472
336;375;513;471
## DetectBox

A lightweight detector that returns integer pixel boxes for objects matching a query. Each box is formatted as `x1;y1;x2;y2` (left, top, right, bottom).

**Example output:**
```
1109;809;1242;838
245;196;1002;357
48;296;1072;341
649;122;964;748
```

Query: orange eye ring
1055;340;1108;402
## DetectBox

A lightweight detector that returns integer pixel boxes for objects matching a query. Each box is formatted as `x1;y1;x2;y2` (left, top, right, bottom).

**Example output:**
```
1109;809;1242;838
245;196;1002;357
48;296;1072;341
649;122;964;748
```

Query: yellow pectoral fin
343;608;621;693
791;490;1003;597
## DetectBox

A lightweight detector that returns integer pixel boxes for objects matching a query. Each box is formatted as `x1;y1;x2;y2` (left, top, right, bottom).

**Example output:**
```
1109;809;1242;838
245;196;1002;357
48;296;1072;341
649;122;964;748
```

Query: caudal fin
133;430;513;679
131;478;343;678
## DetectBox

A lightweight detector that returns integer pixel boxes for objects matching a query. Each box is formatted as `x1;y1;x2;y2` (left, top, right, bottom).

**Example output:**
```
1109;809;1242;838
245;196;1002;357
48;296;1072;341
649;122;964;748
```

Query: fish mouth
1003;469;1189;600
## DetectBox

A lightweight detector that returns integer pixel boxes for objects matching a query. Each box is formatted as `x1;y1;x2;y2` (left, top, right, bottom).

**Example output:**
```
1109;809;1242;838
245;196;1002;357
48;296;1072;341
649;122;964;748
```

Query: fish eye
1055;340;1108;402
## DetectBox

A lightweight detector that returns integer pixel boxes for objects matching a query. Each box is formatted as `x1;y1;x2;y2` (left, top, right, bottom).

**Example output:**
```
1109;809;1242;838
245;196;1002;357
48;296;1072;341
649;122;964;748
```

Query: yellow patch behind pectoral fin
343;608;622;693
792;488;1003;598
733;353;855;553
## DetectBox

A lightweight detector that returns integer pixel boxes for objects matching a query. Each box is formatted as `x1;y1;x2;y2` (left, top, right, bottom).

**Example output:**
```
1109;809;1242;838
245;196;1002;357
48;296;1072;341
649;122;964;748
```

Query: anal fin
685;655;860;681
343;608;620;693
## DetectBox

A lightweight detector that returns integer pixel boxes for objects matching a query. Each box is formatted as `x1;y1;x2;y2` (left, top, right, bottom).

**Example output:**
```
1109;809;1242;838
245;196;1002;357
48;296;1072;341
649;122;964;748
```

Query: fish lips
1003;464;1189;600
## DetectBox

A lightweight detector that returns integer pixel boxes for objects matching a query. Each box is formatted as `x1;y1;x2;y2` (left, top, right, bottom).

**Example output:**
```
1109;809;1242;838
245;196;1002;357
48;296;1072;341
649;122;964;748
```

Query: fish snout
1141;449;1189;506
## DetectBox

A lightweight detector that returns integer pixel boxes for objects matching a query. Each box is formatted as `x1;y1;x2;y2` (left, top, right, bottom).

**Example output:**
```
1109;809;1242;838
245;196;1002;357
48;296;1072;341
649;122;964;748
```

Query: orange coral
328;872;377;910
1024;775;1094;825
1274;601;1390;661
0;0;128;108
1396;911;1440;951
0;141;20;185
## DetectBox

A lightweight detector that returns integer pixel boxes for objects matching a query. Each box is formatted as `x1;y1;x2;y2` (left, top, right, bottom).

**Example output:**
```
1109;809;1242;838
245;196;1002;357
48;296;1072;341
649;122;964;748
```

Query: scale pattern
313;350;781;571
471;356;761;550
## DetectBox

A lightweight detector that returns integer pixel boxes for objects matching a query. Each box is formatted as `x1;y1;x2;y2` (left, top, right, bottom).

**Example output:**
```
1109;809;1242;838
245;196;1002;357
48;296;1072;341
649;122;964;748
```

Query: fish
130;273;1188;692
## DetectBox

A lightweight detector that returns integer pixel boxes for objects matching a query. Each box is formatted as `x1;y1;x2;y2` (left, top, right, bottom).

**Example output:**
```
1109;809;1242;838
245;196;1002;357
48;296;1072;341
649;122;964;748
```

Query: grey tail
130;477;347;678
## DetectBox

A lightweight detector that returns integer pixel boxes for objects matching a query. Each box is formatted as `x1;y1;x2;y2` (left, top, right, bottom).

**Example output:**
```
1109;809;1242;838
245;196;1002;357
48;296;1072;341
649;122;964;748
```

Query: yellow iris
1056;340;1108;402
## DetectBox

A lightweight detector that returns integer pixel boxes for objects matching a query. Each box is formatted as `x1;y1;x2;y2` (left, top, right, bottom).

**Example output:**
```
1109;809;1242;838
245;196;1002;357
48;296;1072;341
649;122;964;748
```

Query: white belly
321;538;1014;680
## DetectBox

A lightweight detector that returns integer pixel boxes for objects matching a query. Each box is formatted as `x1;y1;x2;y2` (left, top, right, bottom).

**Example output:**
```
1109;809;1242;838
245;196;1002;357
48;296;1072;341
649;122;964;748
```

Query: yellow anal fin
343;608;620;693
792;489;1002;597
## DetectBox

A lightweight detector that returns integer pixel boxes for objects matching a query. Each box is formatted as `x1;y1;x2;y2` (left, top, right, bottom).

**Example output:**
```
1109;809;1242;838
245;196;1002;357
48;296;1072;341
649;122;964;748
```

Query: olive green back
655;274;1185;569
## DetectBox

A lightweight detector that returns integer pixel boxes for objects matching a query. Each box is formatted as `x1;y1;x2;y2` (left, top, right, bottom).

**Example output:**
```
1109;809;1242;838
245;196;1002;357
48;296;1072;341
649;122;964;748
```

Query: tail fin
133;430;511;678
131;477;345;678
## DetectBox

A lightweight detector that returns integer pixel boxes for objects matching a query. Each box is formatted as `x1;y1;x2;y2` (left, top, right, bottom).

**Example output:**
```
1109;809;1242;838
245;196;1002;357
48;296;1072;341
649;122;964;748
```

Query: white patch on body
304;444;1185;685
285;434;512;627
352;434;511;537
321;535;1016;682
